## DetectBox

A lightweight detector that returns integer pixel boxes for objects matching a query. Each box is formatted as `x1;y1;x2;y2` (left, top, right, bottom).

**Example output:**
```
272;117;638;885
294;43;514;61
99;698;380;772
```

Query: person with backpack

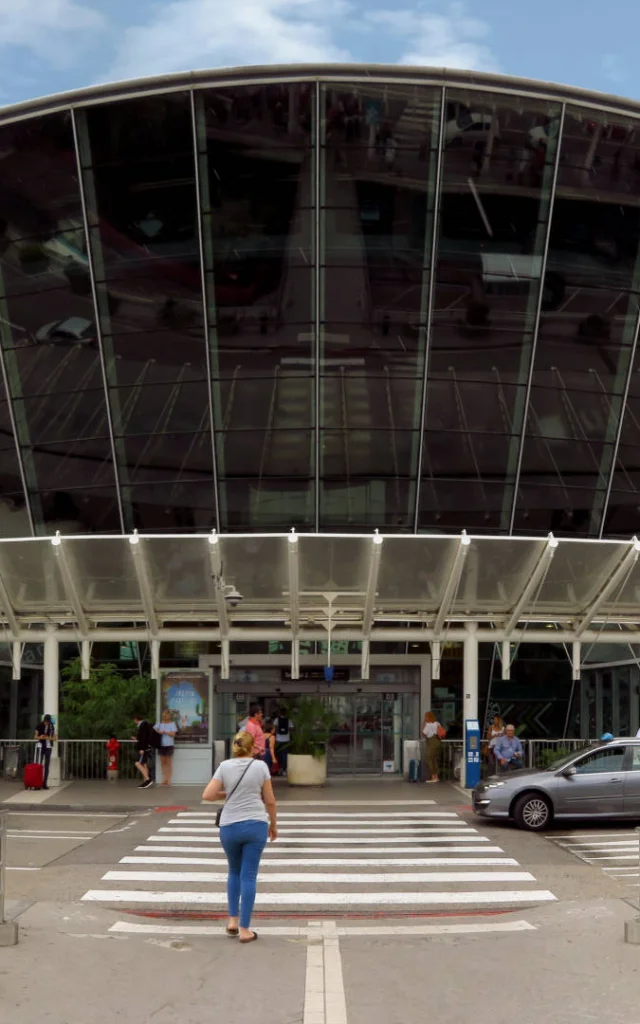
132;713;159;789
274;708;293;776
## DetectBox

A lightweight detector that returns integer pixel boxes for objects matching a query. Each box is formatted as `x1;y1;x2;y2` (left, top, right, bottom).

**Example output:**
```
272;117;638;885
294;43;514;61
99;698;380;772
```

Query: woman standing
486;715;505;768
154;710;178;786
262;719;279;775
421;711;443;783
202;731;277;943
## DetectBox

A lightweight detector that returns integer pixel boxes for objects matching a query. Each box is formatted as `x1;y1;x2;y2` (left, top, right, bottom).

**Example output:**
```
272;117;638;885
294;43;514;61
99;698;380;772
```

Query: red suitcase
24;750;44;790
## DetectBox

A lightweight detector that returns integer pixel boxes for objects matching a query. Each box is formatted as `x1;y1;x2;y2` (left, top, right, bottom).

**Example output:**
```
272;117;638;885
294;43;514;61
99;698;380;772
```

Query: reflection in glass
419;90;561;533
75;94;216;532
516;106;640;535
320;83;441;528
0;111;120;533
194;83;315;530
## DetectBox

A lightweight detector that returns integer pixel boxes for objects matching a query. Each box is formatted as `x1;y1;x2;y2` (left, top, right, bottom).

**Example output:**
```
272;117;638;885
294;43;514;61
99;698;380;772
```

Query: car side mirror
561;766;577;778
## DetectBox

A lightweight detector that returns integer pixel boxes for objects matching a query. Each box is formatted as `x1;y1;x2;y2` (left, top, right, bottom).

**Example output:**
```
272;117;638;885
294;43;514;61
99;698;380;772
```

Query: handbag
436;724;447;739
215;759;257;827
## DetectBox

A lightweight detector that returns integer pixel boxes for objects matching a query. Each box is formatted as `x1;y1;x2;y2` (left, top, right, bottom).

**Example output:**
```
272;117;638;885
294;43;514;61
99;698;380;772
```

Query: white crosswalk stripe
81;807;556;921
548;829;640;888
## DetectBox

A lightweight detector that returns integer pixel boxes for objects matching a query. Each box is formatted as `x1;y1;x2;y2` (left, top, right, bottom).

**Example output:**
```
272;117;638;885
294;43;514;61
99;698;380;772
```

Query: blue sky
0;0;638;108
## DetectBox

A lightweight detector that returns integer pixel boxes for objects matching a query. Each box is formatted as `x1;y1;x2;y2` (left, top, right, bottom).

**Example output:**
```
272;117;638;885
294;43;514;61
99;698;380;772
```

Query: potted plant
287;696;337;786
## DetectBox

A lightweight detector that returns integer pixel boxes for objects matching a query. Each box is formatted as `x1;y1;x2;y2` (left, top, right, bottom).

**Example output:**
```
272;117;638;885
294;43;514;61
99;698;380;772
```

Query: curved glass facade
0;71;640;537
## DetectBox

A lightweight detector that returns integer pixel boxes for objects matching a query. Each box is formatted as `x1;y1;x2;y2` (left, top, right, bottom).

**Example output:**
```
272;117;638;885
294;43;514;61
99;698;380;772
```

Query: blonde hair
232;730;254;758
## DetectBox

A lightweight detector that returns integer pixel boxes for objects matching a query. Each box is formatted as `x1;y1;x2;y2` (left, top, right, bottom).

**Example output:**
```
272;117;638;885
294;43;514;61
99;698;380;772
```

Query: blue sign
464;719;482;789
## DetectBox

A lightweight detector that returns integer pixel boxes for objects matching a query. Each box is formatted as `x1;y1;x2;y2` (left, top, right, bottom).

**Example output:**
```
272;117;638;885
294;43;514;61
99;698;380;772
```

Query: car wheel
513;792;552;832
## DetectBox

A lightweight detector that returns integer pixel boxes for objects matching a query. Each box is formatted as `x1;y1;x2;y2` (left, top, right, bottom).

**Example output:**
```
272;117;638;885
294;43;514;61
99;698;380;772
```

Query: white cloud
0;0;104;67
105;0;353;83
367;3;499;72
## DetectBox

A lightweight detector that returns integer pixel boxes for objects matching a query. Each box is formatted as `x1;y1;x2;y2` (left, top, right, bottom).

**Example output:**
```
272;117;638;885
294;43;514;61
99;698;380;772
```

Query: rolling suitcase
24;746;44;790
409;758;422;783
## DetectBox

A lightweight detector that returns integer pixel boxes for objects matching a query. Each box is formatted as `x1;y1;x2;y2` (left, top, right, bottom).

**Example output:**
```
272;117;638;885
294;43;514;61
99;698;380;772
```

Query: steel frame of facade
1;66;640;537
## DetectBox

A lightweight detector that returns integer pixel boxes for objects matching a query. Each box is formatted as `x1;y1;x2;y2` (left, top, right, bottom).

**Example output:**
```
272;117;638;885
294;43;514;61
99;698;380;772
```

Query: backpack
276;716;289;736
149;724;163;750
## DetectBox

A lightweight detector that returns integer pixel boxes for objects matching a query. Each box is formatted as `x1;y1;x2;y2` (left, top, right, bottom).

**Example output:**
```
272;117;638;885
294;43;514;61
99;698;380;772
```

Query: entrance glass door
324;694;409;774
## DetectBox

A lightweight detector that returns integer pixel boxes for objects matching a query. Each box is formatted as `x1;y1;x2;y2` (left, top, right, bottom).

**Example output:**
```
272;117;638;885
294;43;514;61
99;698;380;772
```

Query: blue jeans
219;820;268;929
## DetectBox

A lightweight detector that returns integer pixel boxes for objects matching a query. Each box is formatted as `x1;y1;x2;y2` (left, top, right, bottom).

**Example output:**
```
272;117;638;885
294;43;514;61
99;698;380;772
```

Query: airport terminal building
0;65;639;777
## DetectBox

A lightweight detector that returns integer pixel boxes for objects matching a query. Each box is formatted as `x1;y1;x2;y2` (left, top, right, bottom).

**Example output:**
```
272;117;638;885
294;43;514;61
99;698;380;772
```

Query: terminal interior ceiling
0;69;639;538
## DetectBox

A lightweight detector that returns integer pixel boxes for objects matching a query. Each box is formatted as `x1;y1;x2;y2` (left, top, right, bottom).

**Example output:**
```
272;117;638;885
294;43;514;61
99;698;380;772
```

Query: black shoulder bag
215;760;257;827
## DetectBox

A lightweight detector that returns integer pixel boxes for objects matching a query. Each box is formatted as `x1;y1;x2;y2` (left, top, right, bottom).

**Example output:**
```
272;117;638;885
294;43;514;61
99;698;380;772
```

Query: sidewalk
0;776;468;812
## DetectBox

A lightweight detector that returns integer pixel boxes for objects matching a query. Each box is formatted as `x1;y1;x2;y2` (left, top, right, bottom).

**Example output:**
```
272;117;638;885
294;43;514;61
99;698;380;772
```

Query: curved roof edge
2;63;640;125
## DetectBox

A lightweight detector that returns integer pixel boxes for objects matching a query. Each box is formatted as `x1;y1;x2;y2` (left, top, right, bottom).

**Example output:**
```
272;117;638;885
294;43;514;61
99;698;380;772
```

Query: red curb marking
154;806;189;812
124;908;513;922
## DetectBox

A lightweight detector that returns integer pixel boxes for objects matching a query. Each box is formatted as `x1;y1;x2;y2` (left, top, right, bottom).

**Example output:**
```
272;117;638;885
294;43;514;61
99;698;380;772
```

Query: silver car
472;738;640;831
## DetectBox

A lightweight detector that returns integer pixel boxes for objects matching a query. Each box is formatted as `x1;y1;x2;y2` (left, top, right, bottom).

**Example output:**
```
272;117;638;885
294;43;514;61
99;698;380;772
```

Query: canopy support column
462;622;478;788
44;624;60;787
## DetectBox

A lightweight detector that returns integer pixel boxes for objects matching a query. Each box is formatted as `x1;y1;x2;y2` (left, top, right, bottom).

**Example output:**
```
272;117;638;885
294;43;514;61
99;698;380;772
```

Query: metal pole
0;809;19;944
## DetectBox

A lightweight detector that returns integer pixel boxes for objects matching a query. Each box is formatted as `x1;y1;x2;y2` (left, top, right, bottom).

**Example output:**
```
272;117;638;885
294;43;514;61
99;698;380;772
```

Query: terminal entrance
219;684;419;776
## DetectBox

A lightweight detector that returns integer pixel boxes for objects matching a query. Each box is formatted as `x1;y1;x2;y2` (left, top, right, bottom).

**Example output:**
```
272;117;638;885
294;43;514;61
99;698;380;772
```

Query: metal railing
0;739;139;782
0;736;591;784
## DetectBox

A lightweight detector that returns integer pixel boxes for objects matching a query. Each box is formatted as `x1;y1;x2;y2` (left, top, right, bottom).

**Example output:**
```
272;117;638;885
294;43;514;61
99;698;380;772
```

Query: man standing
245;704;266;759
34;714;56;790
493;725;524;773
274;707;293;776
132;714;155;789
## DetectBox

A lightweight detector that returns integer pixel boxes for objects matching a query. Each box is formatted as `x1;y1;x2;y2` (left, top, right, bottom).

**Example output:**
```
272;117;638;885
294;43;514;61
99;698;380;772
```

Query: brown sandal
239;932;258;944
226;927;239;937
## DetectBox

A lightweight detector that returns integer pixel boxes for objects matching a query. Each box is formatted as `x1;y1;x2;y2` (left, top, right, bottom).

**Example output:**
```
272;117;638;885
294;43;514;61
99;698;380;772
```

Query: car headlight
487;781;507;788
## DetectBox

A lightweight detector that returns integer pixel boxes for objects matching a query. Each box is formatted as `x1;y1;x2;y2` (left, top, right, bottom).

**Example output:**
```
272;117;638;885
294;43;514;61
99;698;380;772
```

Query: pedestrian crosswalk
81;805;557;918
549;830;640;889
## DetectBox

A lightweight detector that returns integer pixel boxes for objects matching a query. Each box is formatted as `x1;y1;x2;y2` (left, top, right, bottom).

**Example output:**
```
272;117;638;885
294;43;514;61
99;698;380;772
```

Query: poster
160;670;210;745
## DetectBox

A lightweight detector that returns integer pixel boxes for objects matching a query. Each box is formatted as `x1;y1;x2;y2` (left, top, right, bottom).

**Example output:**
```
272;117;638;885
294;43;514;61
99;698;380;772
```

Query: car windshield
545;746;592;770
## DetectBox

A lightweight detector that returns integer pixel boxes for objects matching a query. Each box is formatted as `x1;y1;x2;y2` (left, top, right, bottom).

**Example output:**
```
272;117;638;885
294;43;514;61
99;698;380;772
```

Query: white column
630;666;640;736
419;657;431;723
44;625;60;787
462;623;479;788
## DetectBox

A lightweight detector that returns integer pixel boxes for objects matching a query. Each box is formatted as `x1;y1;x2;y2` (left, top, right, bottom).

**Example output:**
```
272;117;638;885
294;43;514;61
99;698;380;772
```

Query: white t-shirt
213;758;270;826
423;721;441;739
154;722;178;748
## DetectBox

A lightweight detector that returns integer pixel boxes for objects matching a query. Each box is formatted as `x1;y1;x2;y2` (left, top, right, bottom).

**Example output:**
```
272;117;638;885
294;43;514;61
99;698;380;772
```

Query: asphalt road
4;803;640;1024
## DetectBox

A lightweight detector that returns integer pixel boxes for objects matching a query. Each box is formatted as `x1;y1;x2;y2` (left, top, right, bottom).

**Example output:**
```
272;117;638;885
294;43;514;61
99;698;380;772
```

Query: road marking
179;811;455;819
7;834;97;841
136;844;506;855
121;856;518;867
555;839;639;848
108;919;537;938
150;835;486;845
6;867;40;871
103;870;536;884
82;889;557;906
8;829;99;835
6;812;125;818
202;800;437;806
553;832;639;839
160;825;475;835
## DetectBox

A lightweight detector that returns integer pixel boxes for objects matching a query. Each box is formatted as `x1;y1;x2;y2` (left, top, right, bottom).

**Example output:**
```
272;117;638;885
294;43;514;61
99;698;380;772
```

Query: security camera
223;584;243;608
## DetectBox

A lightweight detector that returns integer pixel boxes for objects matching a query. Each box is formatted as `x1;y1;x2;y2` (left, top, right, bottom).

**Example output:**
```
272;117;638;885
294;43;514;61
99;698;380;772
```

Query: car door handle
610;778;622;784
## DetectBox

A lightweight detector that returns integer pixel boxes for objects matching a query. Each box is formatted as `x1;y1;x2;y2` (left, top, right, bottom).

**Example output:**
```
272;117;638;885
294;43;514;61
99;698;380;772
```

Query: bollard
0;810;18;945
624;826;640;944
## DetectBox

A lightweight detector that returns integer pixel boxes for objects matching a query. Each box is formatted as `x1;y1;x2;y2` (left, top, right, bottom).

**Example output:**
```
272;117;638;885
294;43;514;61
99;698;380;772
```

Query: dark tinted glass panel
0;111;119;532
194;84;315;529
419;89;561;533
222;479;314;531
518;106;640;536
76;94;215;531
320;83;441;528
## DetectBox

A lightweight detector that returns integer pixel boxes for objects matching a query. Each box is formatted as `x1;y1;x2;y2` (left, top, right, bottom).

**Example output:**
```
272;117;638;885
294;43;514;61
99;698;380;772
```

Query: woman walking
154;710;178;786
202;730;277;943
422;711;444;783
